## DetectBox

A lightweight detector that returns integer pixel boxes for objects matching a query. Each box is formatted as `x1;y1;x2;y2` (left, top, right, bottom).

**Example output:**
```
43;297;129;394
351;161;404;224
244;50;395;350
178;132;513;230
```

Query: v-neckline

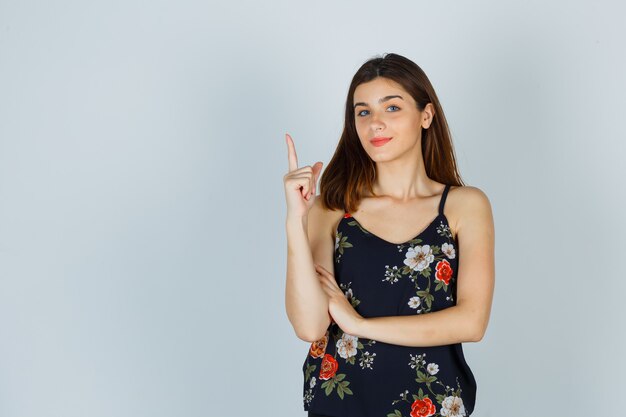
342;213;447;246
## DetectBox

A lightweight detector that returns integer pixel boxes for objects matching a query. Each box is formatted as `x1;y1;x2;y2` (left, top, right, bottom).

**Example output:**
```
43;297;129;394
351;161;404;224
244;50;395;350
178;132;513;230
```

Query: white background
1;1;625;416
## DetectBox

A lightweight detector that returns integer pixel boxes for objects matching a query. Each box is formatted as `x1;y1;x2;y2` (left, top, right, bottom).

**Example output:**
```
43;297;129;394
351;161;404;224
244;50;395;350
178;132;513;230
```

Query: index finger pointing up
286;133;299;172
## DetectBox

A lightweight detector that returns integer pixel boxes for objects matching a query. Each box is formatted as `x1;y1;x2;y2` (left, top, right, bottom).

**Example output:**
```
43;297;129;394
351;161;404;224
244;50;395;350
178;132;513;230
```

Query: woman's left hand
314;263;365;336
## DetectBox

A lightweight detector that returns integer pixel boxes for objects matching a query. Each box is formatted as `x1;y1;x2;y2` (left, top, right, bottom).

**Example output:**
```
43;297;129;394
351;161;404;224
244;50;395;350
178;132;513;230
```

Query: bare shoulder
448;185;492;205
306;196;346;274
447;185;494;238
308;195;344;242
309;195;345;239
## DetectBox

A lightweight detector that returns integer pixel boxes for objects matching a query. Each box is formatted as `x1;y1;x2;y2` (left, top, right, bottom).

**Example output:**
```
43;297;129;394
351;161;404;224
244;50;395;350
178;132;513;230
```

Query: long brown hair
319;53;465;213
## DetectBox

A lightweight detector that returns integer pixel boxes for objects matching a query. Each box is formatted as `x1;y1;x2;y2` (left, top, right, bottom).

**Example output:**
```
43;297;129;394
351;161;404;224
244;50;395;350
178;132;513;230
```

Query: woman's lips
370;137;392;147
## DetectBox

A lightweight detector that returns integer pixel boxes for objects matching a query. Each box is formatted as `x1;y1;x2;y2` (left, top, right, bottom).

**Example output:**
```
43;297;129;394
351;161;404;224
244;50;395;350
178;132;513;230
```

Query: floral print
441;242;456;259
427;363;440;375
340;281;360;308
319;353;339;380
440;396;467;417
303;324;378;402
336;333;358;359
404;245;435;272
302;283;377;402
408;296;421;310
388;352;468;417
379;223;458;313
383;265;402;284
435;259;453;285
309;333;328;358
302;185;477;416
410;396;436;417
334;213;354;263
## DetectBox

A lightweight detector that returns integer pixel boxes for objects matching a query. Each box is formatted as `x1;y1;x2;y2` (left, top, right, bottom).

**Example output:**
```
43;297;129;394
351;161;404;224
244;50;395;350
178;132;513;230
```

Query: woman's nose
370;116;385;132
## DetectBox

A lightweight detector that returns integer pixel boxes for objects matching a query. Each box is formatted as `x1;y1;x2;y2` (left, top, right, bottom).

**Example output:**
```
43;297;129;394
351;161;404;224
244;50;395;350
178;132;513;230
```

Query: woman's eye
356;105;400;117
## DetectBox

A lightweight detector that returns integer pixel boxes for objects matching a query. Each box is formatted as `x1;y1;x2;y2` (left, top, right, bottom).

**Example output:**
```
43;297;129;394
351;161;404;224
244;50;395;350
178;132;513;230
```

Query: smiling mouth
370;137;392;146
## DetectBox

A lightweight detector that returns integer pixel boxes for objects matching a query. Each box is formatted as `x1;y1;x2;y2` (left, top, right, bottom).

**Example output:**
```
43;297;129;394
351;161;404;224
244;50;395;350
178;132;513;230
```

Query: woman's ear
422;102;435;129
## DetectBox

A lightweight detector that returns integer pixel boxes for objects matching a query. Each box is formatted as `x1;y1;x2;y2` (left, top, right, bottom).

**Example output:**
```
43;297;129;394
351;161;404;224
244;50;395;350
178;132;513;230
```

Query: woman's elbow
295;317;330;343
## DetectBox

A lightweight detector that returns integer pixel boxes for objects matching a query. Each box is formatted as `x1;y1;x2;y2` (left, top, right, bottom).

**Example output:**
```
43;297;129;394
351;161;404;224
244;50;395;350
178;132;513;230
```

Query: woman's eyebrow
353;95;404;109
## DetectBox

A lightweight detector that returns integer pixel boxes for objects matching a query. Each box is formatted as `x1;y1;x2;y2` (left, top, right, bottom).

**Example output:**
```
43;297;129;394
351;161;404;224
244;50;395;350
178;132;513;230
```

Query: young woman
284;53;495;417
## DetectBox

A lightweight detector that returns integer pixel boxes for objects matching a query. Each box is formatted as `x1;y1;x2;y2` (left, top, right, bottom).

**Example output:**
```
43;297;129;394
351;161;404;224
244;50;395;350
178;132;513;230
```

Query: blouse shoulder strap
438;184;451;215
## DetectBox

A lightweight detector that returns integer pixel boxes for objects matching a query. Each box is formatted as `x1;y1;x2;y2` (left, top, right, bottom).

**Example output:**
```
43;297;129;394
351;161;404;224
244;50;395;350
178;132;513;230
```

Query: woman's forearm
285;215;330;342
353;305;482;347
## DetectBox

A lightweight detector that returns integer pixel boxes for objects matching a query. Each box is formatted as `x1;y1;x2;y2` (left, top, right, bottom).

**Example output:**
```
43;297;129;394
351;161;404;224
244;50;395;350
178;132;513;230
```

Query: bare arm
343;186;496;346
285;200;334;342
282;133;334;343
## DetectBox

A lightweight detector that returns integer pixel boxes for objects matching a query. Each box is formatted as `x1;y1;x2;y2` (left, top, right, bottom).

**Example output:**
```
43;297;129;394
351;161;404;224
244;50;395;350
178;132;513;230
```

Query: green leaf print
337;384;344;399
305;364;316;381
340;381;352;395
346;219;370;235
335;232;353;257
416;370;437;384
425;293;434;309
321;373;353;399
335;380;353;399
322;379;334;396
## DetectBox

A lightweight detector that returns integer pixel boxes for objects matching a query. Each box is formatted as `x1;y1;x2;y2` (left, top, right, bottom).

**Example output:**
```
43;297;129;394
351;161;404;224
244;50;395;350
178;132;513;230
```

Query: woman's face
353;77;431;162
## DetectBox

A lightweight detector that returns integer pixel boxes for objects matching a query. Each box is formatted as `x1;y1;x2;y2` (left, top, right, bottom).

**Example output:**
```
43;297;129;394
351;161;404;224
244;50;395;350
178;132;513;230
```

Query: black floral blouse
302;184;477;417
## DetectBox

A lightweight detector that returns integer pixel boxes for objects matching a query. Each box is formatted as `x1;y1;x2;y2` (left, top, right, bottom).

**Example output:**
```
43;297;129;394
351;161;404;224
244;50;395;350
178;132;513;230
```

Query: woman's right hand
283;133;323;219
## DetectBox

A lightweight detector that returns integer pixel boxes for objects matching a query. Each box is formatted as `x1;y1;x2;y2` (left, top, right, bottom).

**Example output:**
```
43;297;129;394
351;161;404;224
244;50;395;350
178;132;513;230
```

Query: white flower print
344;288;353;300
403;245;434;272
339;281;360;307
427;363;439;375
409;353;426;369
336;333;359;359
304;389;314;405
437;221;453;239
358;351;377;369
408;296;421;309
382;265;401;284
440;395;466;417
441;242;456;259
310;376;316;388
335;234;339;251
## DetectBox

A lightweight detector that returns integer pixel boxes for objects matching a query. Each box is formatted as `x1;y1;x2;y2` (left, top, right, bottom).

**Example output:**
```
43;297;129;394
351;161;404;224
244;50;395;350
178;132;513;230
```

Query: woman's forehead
354;79;411;105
